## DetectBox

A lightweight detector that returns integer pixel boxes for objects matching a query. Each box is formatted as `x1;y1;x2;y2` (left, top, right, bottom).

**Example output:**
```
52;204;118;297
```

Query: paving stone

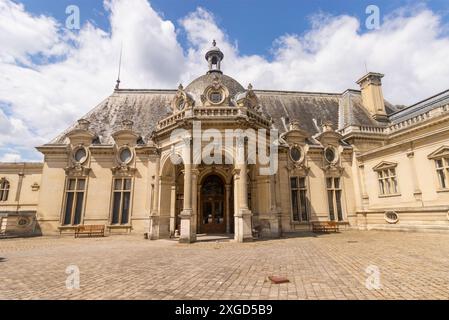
1;231;449;300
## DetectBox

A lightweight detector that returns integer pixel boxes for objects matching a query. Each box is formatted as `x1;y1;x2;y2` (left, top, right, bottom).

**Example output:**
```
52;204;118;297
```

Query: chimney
356;72;388;122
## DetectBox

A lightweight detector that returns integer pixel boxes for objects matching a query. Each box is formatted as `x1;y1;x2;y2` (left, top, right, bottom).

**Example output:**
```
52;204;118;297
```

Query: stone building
1;42;449;241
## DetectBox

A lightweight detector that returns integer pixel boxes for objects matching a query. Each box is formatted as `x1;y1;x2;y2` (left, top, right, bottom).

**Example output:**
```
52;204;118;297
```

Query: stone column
179;137;195;243
169;184;176;237
149;156;160;240
234;137;253;242
225;184;231;233
407;151;422;202
191;169;199;240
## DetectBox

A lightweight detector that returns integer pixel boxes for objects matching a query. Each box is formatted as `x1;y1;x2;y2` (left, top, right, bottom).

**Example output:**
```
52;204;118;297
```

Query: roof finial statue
205;39;224;74
178;83;184;91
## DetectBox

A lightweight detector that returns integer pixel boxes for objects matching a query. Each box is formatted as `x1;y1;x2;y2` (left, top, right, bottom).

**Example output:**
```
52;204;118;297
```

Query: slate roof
49;73;403;145
388;89;449;123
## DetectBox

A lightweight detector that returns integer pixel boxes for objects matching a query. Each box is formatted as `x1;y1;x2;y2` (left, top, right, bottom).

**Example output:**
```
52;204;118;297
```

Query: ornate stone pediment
281;120;310;146
372;161;397;171
235;84;260;110
315;121;342;145
427;146;449;159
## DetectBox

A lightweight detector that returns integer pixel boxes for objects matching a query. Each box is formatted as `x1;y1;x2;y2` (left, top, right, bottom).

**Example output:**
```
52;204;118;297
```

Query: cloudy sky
1;0;449;162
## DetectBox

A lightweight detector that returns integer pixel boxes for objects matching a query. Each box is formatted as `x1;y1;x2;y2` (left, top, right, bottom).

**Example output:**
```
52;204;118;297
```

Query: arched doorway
200;175;226;234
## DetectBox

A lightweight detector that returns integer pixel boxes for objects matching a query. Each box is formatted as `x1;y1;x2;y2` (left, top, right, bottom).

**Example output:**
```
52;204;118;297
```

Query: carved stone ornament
287;162;310;176
322;163;344;177
173;84;194;112
111;164;137;177
64;163;91;177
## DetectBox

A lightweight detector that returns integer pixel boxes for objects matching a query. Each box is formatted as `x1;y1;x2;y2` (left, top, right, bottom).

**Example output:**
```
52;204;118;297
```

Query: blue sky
17;0;449;57
1;0;449;161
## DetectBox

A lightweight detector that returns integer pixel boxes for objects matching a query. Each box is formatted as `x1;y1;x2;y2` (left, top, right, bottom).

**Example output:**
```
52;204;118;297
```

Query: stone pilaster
407;151;422;202
234;137;253;242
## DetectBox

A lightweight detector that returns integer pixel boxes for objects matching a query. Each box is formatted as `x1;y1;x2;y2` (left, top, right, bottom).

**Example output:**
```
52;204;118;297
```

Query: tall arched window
0;178;10;202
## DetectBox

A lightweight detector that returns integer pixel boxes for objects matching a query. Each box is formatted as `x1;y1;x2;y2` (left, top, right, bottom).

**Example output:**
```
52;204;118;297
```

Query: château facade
1;42;449;241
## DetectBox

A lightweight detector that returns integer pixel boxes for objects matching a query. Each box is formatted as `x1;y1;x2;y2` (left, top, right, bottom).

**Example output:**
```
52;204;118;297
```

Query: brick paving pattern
1;231;449;300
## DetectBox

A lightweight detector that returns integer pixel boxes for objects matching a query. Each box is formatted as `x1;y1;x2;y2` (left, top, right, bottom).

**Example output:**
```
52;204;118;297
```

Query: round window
290;146;303;163
119;147;133;164
324;146;337;164
73;147;88;164
209;91;223;104
384;211;399;224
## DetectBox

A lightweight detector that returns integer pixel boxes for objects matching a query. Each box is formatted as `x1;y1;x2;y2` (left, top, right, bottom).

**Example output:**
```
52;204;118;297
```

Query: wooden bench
74;225;105;238
312;221;339;233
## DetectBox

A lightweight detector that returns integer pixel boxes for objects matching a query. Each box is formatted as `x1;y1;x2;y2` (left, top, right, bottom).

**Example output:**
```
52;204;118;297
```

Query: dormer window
118;147;133;165
324;146;338;164
289;146;304;163
72;146;88;164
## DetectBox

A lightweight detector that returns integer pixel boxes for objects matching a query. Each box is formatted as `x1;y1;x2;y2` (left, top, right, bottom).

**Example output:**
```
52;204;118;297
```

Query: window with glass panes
0;178;10;202
326;177;343;221
62;178;86;225
111;178;132;225
435;157;449;189
377;168;399;195
290;177;308;222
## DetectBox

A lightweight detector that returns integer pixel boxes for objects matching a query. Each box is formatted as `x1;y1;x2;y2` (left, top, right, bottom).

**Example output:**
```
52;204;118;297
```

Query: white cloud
1;0;449;162
0;152;21;162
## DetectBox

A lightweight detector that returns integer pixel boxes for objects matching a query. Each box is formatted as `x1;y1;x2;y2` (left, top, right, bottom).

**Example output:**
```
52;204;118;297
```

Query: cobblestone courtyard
1;230;449;300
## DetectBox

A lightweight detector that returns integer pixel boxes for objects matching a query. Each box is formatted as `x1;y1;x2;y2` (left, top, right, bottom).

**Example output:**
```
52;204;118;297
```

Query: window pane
68;179;76;190
124;179;132;191
112;192;121;224
334;178;340;189
73;192;84;225
114;179;122;190
436;159;443;168
291;190;299;222
437;169;446;188
336;190;343;221
445;158;449;167
299;190;308;221
121;192;131;224
379;179;385;195
326;178;332;189
290;177;297;189
63;192;74;225
299;177;306;189
327;190;335;221
392;178;398;193
77;179;86;190
389;169;396;177
378;171;383;178
385;179;391;194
